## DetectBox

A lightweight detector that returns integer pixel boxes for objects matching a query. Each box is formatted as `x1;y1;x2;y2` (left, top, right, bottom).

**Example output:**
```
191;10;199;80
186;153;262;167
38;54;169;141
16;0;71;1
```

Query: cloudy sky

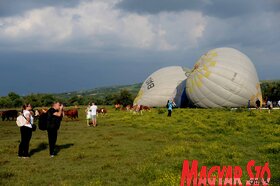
0;0;279;96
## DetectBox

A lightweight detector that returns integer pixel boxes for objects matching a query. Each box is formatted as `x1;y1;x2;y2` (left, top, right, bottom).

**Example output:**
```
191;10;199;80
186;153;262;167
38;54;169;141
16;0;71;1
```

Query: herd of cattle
114;104;151;114
0;104;151;121
0;109;81;121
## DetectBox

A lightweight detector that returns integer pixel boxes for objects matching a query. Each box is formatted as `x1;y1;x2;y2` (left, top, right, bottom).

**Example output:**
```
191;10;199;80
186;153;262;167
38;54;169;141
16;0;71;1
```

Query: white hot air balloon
186;47;262;108
134;66;190;107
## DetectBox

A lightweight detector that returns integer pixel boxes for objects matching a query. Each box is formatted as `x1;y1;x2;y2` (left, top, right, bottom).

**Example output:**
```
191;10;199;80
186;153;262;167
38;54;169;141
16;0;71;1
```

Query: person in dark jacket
47;101;64;157
255;98;261;112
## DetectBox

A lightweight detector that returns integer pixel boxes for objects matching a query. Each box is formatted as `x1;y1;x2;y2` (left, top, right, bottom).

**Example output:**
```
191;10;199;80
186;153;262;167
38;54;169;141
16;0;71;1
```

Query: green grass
0;107;279;185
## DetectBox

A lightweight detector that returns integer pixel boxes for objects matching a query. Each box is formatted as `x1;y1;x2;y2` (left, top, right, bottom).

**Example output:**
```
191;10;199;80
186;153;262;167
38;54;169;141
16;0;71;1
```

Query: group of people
85;103;98;127
17;97;279;158
255;98;280;114
18;101;63;158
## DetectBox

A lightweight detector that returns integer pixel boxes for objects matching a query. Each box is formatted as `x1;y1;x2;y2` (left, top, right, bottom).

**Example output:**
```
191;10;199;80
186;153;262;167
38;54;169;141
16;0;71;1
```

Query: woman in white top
85;103;92;126
90;103;98;127
18;104;33;158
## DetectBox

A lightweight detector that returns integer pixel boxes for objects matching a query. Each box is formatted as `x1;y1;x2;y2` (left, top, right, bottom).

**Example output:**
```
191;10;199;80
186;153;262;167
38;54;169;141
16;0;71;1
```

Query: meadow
0;107;279;186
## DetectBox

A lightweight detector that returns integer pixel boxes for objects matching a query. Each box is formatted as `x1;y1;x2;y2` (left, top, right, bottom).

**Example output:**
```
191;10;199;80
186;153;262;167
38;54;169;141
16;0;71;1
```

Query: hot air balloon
186;47;262;108
134;66;191;107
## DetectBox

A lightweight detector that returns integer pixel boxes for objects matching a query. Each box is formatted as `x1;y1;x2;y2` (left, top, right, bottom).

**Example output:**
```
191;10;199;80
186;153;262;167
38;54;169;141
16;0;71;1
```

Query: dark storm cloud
0;0;80;17
0;0;279;95
0;49;195;96
117;0;280;17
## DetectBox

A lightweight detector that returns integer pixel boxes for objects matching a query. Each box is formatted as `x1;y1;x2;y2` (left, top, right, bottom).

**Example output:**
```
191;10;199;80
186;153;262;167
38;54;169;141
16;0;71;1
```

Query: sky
0;0;279;96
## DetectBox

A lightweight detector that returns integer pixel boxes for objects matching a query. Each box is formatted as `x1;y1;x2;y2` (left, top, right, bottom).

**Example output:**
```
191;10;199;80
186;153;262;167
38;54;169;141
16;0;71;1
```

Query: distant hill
54;80;280;100
56;80;280;97
55;83;142;99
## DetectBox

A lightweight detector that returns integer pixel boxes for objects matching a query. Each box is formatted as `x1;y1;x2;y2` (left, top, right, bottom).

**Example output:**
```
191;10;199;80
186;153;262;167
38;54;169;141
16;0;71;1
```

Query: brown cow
1;110;18;121
132;105;143;115
97;108;107;116
130;105;151;115
64;109;79;120
142;106;151;111
114;104;122;111
125;105;132;111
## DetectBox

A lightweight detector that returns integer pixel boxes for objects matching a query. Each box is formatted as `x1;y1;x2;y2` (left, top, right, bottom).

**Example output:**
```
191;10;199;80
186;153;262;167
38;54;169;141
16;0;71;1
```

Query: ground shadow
55;143;74;155
29;142;48;156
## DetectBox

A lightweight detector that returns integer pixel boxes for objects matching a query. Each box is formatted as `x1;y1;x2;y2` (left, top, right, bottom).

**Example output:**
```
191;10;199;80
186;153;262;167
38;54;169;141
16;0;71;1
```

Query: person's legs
18;127;25;157
167;110;171;117
91;116;94;126
23;128;32;157
93;115;96;126
18;127;32;157
48;129;58;156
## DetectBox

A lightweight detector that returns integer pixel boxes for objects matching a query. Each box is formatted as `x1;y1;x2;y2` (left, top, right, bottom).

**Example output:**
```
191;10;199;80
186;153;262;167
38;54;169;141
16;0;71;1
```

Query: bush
114;89;133;106
157;108;165;114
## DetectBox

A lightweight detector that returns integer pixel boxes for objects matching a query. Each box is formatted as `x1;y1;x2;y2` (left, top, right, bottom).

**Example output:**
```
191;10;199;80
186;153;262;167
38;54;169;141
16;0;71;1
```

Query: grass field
0;107;279;186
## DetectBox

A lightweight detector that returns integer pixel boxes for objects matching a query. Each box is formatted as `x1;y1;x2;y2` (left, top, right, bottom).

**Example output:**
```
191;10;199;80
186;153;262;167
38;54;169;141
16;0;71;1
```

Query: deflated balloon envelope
134;66;190;107
186;47;262;108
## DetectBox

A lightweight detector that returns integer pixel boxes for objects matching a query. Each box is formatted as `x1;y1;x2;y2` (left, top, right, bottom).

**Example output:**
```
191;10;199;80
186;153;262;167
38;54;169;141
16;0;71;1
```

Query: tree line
0;90;135;109
261;81;280;101
0;81;279;109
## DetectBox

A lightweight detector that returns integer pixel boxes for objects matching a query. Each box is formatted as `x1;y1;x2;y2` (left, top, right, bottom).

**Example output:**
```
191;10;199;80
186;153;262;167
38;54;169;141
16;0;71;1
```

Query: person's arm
53;106;64;117
25;112;31;124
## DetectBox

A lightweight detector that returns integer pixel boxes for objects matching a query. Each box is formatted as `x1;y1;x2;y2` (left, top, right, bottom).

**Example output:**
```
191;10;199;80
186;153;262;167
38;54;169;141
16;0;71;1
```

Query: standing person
18;104;33;158
47;102;64;157
267;100;273;114
90;103;98;127
85;103;91;126
167;99;176;117
255;98;261;112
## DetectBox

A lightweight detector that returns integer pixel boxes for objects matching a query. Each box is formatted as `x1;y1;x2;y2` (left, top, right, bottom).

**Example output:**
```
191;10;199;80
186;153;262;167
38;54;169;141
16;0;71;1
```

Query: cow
114;104;122;111
142;106;151;111
132;105;143;115
97;108;107;116
1;110;18;121
64;109;79;120
125;105;133;111
130;105;151;115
